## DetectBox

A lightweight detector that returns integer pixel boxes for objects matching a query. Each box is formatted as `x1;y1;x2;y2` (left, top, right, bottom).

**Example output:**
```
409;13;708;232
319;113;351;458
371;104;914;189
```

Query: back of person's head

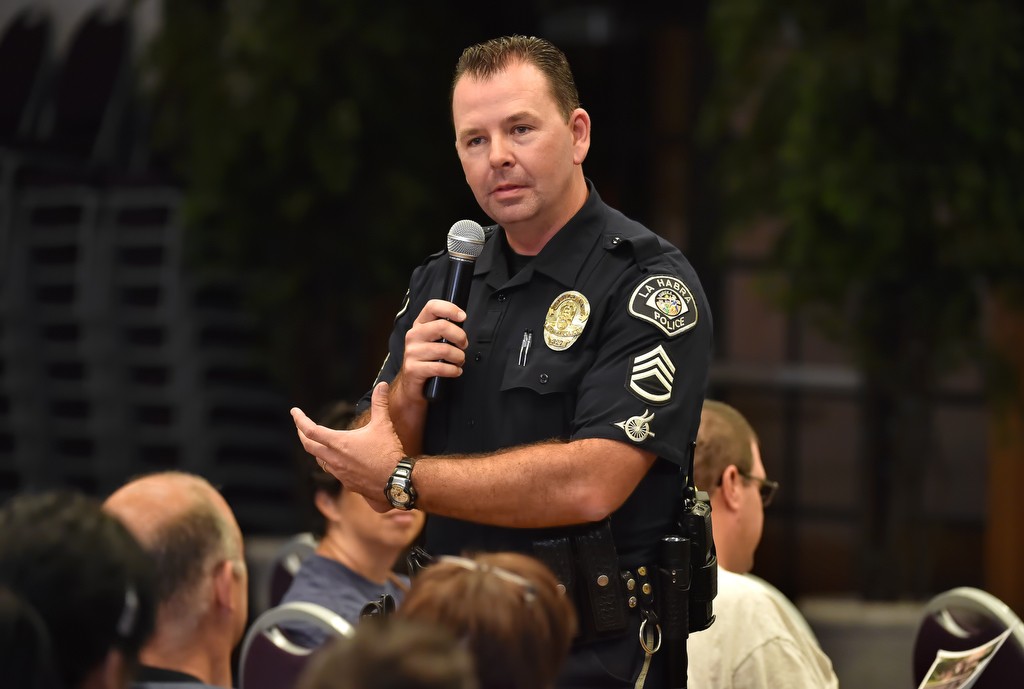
0;585;61;689
0;490;156;689
397;552;577;689
295;619;477;689
103;471;247;649
694;399;758;493
451;35;580;121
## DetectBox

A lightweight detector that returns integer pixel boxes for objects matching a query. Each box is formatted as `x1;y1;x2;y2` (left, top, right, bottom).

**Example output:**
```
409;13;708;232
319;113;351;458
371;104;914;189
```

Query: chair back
268;532;318;607
238;600;354;689
912;586;1024;689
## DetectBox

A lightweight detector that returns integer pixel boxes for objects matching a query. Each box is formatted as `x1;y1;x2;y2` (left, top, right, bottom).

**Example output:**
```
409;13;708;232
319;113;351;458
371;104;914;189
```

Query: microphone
424;220;486;401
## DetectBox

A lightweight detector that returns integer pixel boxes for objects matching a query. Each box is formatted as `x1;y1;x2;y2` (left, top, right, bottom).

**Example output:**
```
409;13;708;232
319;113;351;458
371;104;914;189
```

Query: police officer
292;35;713;689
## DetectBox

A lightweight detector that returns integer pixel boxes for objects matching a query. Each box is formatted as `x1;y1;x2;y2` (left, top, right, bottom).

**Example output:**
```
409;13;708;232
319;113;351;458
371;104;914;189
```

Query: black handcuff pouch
533;518;630;645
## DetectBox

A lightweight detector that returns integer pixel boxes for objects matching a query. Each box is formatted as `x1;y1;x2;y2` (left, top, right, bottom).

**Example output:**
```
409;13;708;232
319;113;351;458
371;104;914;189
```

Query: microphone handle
424;257;475;401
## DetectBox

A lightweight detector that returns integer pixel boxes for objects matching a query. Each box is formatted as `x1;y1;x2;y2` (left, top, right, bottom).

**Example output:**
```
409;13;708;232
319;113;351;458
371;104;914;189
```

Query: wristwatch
384;457;418;510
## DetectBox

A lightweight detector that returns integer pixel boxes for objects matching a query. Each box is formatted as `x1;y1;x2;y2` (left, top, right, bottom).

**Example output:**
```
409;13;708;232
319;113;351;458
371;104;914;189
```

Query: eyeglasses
436;555;538;604
739;472;780;507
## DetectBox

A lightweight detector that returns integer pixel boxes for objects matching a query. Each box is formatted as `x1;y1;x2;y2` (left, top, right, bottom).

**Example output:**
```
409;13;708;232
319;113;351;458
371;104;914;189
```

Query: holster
533;519;630;644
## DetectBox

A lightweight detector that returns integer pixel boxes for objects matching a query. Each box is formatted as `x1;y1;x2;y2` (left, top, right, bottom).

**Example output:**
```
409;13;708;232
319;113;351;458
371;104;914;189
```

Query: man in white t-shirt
687;400;839;689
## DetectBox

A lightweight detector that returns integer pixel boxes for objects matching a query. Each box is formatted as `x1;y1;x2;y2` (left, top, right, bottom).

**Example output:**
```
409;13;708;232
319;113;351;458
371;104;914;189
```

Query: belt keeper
635;565;656;613
621;566;658;619
621;570;638;609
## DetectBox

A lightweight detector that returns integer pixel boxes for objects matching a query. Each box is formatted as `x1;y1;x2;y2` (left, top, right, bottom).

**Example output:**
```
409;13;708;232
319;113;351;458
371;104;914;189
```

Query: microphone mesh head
447;220;486;260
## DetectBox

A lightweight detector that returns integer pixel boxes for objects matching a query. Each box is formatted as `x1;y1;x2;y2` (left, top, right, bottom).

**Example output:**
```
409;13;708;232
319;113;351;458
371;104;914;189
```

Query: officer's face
452;60;590;242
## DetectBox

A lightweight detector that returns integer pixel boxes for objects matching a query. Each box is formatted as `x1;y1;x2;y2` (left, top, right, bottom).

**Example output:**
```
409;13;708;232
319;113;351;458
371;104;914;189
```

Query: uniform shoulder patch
628;275;698;337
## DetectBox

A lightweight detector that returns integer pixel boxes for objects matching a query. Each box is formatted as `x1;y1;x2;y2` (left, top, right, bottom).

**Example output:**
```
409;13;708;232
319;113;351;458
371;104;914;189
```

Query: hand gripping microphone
423;219;486;401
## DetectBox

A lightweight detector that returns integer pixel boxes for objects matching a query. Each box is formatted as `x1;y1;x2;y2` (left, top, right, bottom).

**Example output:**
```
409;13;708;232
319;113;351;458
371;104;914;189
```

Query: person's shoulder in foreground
279;553;407;646
686;564;839;689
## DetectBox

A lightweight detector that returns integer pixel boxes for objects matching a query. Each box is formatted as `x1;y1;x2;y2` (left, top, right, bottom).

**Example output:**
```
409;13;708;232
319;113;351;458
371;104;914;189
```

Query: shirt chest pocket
497;349;591;440
499;348;588;394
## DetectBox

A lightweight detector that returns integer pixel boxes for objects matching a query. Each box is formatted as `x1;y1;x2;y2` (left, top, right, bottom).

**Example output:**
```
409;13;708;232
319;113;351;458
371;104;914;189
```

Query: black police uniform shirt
363;180;713;570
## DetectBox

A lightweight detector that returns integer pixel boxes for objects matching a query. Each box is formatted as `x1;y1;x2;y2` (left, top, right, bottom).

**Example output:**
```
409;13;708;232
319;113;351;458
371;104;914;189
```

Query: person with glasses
687;400;839;689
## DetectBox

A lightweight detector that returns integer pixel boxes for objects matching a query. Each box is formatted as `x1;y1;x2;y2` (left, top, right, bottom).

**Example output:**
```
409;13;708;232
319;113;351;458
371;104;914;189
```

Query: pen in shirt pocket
518;329;533;367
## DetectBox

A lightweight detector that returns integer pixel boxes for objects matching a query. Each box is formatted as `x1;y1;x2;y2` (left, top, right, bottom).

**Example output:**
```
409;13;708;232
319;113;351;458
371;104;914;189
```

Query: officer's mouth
492;183;525;199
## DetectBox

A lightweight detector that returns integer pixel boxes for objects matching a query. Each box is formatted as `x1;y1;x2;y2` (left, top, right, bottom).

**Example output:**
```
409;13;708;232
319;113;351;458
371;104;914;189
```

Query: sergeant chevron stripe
627;345;675;405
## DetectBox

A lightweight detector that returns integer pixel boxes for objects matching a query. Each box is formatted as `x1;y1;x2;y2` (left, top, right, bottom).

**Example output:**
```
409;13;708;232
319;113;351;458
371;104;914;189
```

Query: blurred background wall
1;0;1021;663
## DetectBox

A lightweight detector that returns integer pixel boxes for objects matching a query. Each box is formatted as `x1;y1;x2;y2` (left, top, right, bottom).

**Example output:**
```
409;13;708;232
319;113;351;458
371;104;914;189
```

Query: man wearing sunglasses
687;400;839;689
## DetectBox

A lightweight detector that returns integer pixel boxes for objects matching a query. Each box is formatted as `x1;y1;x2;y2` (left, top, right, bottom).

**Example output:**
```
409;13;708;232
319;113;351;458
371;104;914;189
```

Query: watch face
389;484;409;504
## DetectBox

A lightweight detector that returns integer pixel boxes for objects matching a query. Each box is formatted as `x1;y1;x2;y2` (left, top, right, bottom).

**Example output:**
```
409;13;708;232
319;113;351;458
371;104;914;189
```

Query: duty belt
532;519;656;644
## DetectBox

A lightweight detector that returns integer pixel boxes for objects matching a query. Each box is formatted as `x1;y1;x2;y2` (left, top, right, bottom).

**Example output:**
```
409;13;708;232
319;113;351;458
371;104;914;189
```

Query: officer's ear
569;107;591;164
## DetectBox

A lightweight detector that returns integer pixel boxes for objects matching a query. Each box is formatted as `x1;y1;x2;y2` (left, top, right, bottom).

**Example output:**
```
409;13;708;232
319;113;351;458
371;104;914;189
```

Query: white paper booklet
916;628;1012;689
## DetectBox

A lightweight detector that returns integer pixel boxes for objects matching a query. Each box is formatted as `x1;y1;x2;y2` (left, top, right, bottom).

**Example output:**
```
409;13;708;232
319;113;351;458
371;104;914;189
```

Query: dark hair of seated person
0;585;61;689
0;490;157;689
304;400;357;538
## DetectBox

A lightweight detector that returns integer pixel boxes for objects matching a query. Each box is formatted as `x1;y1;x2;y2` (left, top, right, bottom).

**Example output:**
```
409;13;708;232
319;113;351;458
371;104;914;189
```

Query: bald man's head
104;472;244;634
105;472;237;540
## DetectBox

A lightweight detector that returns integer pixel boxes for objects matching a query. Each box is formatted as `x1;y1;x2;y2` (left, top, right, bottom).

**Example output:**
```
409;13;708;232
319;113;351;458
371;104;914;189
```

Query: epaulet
601;228;664;267
420;246;446;267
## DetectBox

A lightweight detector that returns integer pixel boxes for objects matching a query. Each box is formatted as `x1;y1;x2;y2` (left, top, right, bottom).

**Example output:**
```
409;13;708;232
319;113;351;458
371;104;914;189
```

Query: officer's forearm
412;438;655;528
386;372;427;456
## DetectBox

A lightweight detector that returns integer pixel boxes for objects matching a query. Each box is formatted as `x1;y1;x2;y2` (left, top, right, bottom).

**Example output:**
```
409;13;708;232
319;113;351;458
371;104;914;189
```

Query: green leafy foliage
144;0;479;406
702;0;1024;598
702;0;1024;380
